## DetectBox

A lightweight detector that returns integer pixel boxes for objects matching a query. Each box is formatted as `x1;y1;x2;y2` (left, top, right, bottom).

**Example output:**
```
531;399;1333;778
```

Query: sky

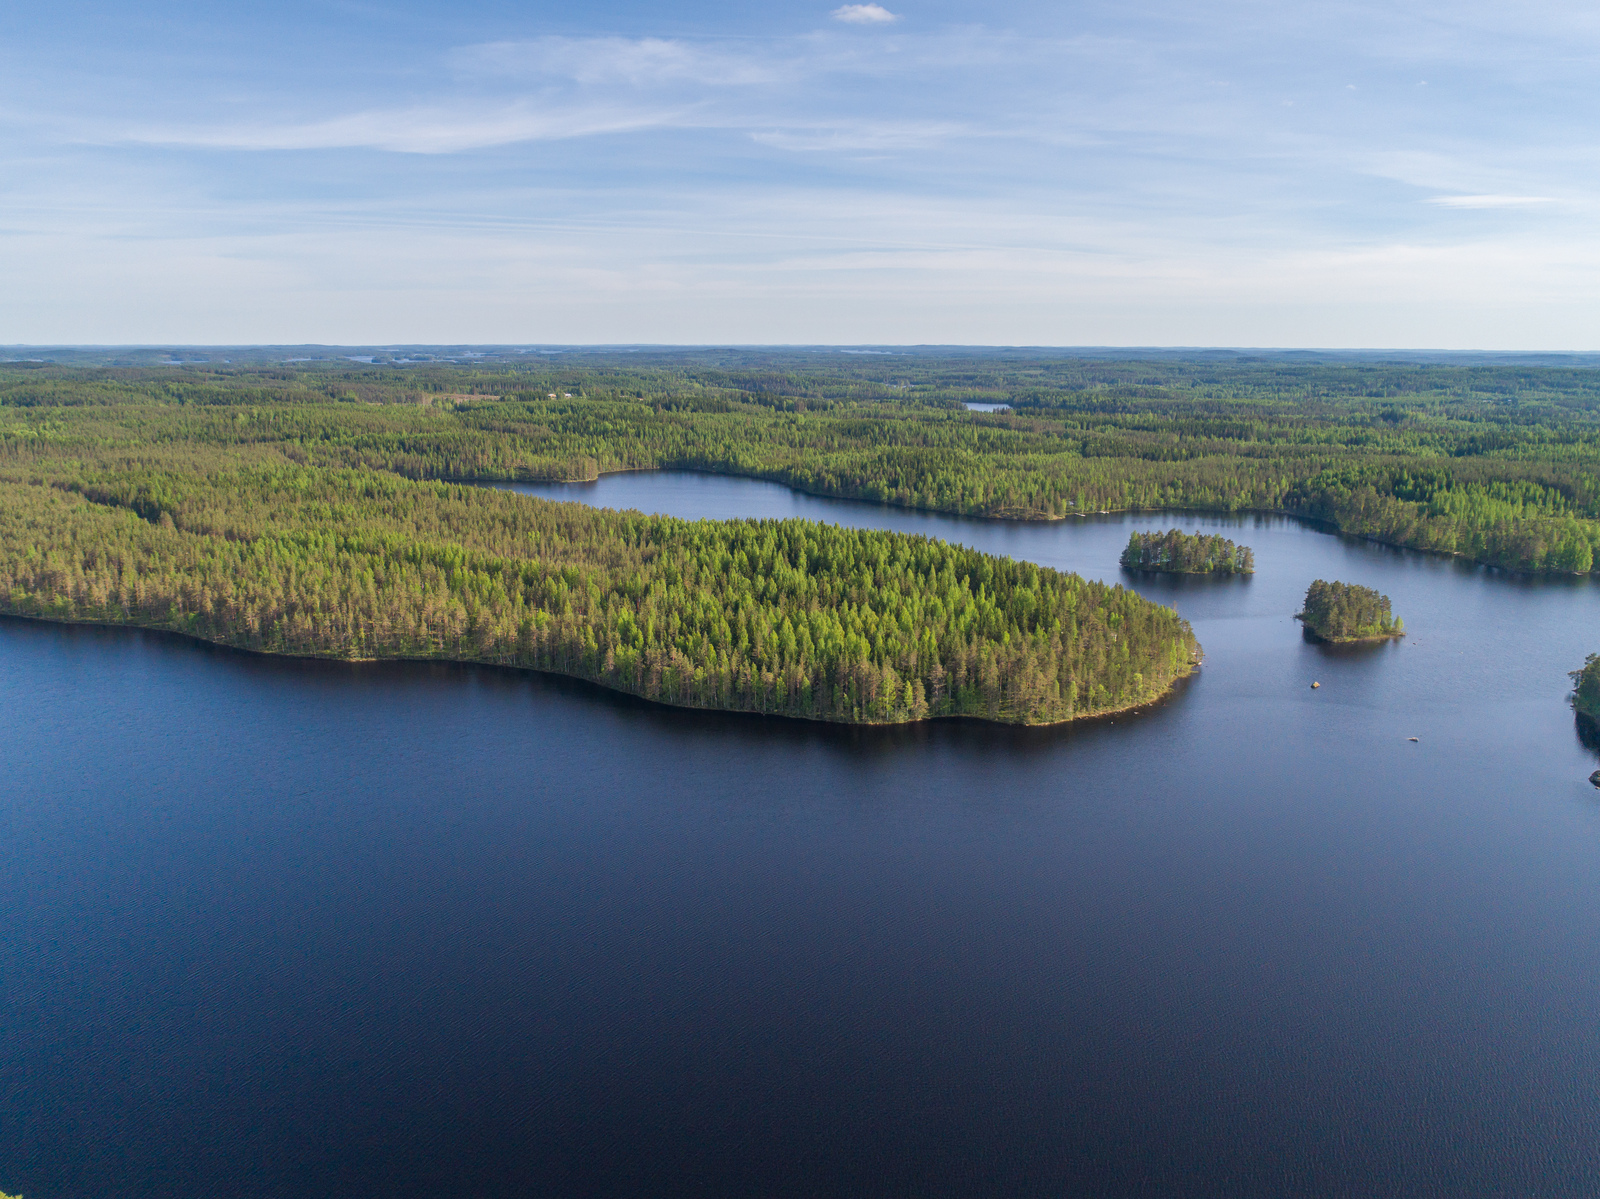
2;0;1597;347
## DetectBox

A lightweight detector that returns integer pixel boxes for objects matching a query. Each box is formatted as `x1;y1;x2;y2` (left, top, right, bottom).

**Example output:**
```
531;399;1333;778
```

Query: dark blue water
4;472;1600;1198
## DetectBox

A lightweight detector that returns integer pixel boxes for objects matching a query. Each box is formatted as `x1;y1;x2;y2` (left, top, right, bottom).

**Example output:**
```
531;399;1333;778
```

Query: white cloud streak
749;121;971;151
1427;194;1556;209
456;36;788;86
125;103;688;153
103;30;1035;153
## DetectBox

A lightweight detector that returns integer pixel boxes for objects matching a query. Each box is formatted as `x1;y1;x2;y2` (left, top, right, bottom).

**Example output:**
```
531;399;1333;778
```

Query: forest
5;349;1600;719
1297;580;1404;643
0;419;1198;725
4;350;1594;575
1121;530;1254;575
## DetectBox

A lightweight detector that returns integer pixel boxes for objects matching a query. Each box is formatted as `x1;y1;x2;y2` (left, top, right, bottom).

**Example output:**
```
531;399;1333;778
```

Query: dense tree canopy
1121;530;1254;575
8;350;1600;717
0;459;1198;726
6;352;1595;575
1297;580;1403;642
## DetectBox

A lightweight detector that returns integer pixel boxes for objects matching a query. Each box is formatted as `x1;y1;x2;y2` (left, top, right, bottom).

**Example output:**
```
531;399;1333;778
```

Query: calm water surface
3;471;1600;1198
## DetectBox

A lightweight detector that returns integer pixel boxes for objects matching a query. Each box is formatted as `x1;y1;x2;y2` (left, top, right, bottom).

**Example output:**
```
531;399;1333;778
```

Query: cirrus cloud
457;37;786;87
123;102;683;153
1427;194;1555;209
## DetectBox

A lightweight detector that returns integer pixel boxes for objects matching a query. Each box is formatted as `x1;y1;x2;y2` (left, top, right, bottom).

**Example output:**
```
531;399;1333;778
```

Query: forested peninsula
5;349;1594;575
0;398;1199;726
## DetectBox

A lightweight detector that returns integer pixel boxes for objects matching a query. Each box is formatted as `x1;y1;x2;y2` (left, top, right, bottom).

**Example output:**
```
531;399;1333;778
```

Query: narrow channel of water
1;471;1597;1198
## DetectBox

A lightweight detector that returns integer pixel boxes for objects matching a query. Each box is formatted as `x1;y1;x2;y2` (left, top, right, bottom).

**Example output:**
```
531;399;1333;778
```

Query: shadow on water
1119;567;1255;593
1299;625;1407;659
1577;709;1600;757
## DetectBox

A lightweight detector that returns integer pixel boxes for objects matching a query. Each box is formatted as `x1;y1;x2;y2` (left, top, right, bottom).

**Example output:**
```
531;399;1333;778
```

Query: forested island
4;349;1595;575
0;413;1199;725
1297;580;1404;643
1572;654;1600;726
1121;530;1254;574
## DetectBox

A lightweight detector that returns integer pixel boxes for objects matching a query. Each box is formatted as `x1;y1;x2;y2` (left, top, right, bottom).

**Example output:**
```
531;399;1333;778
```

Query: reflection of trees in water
1301;625;1401;658
1576;710;1600;755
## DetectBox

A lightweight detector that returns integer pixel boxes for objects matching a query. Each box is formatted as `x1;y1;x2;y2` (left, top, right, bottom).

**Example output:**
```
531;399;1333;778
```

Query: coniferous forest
1121;530;1254;574
7;347;1600;719
1297;580;1404;642
0;357;1214;724
5;349;1594;574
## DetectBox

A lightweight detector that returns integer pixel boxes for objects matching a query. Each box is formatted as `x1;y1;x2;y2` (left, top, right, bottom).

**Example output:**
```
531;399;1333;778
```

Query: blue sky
3;0;1596;346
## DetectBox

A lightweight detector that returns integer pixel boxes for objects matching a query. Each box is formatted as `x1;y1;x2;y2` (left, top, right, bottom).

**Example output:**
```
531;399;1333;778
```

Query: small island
1296;580;1404;643
1120;530;1254;575
1571;653;1600;730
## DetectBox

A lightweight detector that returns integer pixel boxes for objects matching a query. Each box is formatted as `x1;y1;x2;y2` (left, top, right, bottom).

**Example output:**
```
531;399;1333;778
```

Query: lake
3;470;1599;1197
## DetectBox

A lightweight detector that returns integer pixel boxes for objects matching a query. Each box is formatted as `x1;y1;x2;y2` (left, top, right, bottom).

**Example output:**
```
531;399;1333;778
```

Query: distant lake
962;400;1010;411
4;470;1600;1197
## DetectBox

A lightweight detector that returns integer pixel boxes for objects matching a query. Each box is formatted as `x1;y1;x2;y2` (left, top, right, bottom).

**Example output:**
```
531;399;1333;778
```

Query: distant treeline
1298;580;1403;643
1121;530;1254;575
7;355;1596;575
1572;654;1600;723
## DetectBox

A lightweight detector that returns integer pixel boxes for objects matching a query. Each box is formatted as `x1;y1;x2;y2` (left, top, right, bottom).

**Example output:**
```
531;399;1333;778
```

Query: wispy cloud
1427;194;1555;209
106;30;1039;154
750;121;971;151
457;37;786;87
8;0;1600;343
832;4;899;24
123;102;688;153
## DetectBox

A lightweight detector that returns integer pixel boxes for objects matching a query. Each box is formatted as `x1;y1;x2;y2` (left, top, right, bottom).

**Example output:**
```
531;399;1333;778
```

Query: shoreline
469;467;1598;579
0;608;1200;730
1296;618;1405;646
1122;566;1254;578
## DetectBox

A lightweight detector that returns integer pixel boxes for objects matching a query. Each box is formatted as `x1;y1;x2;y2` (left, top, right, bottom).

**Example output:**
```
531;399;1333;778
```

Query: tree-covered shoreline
0;462;1199;726
8;350;1600;724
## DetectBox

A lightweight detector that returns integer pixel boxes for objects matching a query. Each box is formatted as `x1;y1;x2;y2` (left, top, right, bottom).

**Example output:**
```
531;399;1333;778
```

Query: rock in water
1310;681;1320;689
1591;770;1600;788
